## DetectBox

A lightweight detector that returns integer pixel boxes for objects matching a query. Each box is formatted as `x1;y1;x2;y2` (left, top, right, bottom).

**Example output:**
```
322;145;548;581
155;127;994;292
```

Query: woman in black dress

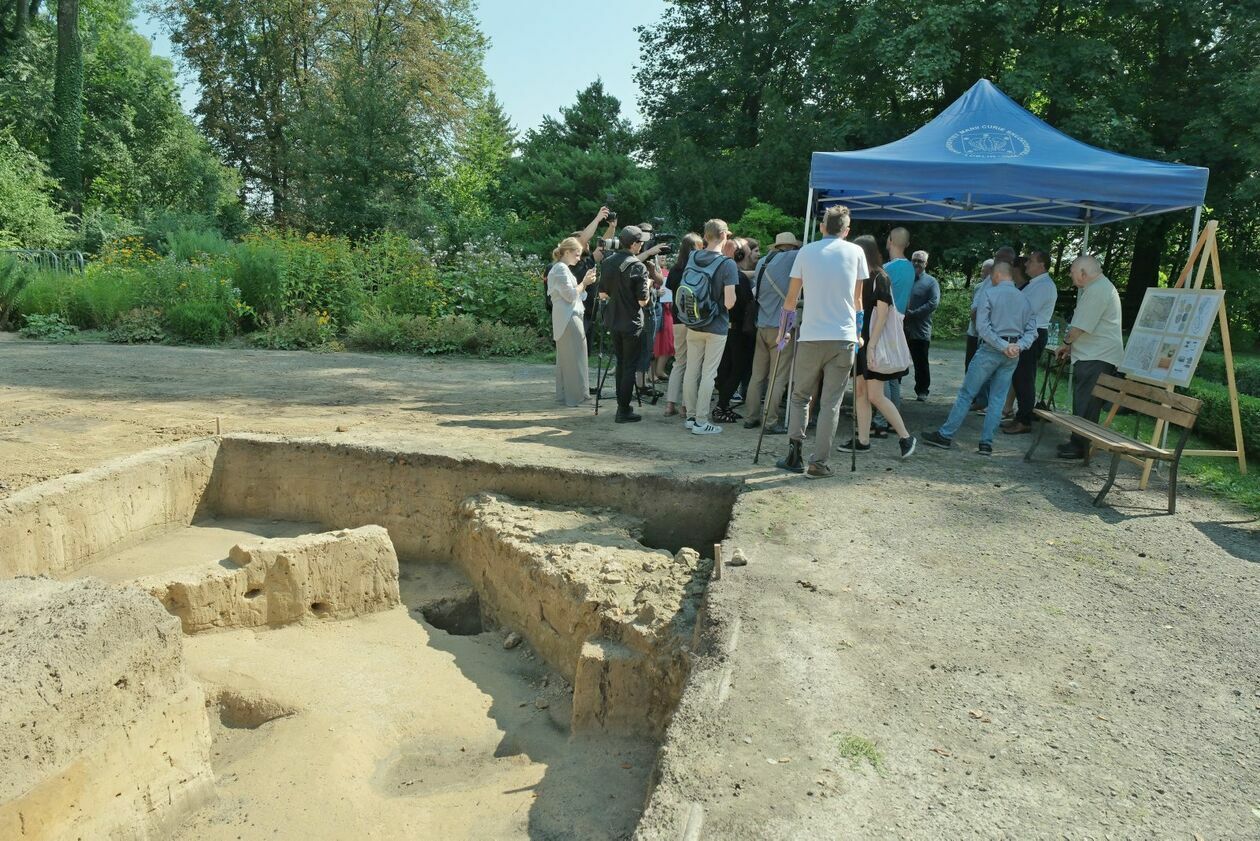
839;235;915;457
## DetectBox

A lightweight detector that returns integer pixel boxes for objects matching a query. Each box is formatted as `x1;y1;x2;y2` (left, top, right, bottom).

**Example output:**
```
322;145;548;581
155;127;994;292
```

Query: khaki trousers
745;326;793;426
787;340;856;467
682;329;727;424
666;322;688;405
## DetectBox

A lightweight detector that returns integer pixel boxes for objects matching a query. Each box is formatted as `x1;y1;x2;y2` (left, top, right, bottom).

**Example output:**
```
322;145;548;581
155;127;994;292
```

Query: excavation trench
0;435;738;840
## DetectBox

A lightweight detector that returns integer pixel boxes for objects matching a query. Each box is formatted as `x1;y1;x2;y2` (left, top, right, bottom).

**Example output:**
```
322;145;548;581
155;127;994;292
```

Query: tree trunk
52;0;82;213
15;0;29;37
1123;217;1172;327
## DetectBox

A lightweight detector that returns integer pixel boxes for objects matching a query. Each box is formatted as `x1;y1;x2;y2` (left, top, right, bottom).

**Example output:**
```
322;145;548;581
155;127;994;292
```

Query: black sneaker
915;393;929;402
899;436;917;458
1056;444;1085;459
743;418;761;429
977;442;993;457
836;438;871;453
920;430;953;449
776;439;805;473
614;411;642;424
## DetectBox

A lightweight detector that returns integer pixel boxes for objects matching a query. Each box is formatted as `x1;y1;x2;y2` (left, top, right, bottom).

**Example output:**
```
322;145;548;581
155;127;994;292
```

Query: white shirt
788;236;867;343
547;261;585;342
1022;272;1058;329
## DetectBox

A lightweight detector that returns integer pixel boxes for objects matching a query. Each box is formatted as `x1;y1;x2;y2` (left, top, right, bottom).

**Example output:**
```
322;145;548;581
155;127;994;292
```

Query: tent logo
946;125;1031;158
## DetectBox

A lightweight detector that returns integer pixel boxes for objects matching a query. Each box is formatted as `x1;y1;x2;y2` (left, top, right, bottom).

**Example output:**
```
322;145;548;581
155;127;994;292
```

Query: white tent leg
1083;223;1091;251
801;187;816;245
1190;205;1203;256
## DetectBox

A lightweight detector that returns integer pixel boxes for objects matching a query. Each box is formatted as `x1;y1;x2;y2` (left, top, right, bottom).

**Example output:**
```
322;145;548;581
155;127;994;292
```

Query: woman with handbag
839;235;916;458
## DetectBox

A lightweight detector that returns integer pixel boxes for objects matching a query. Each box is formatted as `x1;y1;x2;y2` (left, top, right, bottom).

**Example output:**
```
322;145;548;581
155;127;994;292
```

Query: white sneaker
684;417;696;430
691;421;722;435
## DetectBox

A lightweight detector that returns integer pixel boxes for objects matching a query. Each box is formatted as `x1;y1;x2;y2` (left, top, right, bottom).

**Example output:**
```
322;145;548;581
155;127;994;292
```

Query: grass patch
833;733;884;772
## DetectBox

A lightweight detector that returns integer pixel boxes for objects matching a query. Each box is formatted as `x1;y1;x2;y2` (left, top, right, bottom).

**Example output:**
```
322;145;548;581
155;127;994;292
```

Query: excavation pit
0;435;738;839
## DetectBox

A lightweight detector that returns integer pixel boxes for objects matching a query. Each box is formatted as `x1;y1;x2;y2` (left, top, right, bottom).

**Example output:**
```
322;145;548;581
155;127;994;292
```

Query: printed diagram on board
1120;288;1223;387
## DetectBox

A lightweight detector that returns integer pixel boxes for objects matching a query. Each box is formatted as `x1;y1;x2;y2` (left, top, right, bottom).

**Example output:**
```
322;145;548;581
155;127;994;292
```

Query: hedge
1183;378;1260;458
1194;351;1260;399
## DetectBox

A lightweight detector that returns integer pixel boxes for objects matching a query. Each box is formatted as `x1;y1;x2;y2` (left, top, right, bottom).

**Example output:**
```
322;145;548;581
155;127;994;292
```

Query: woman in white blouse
548;237;597;406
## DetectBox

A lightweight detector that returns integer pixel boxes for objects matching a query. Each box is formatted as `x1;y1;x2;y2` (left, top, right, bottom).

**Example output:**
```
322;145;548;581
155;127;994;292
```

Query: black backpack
676;253;729;329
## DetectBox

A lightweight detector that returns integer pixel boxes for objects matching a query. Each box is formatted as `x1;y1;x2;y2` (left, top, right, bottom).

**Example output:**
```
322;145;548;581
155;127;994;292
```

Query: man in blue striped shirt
921;261;1038;456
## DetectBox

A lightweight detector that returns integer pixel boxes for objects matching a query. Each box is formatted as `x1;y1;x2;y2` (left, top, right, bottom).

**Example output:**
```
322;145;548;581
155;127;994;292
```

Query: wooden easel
1102;221;1247;487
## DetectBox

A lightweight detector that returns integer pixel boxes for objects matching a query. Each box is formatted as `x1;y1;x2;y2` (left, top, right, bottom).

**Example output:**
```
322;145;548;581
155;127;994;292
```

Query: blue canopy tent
805;79;1209;248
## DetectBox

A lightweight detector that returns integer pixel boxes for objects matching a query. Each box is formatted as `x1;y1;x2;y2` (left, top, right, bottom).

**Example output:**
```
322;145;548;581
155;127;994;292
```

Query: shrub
438;239;545;332
0;254;30;329
251;230;365;328
18;313;78;341
252;311;342;351
166;300;231;343
108;308;167;344
164;227;231;262
1194;352;1260;399
72;266;144;328
731;198;804;250
348;310;543;357
934;287;973;339
230;239;285;323
357;231;448;317
1184;379;1260;458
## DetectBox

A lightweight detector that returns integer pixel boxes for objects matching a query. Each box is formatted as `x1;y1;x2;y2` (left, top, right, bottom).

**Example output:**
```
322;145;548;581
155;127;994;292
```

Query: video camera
645;216;677;256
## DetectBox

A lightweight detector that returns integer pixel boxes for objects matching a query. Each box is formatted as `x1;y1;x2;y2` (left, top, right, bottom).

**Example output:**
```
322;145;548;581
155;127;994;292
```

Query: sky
133;0;669;133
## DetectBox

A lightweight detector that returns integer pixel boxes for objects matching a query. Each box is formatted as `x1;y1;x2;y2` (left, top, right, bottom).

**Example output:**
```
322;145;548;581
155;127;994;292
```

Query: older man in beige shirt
1054;254;1124;458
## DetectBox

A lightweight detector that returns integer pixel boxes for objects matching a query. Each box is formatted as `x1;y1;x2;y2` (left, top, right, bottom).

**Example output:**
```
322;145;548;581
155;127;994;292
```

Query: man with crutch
744;232;802;435
774;205;866;479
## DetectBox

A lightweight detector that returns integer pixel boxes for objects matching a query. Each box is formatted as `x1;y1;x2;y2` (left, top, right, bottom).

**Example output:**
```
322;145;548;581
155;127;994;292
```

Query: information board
1120;287;1224;387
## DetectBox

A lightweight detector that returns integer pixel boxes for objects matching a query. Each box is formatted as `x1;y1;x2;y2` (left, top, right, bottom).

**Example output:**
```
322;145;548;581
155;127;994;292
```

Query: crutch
850;354;859;472
753;337;788;464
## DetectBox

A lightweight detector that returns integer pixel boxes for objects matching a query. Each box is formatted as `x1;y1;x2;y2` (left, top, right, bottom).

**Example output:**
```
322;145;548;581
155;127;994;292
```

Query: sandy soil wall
0;578;215;840
205;435;739;562
140;526;402;634
0;439;219;579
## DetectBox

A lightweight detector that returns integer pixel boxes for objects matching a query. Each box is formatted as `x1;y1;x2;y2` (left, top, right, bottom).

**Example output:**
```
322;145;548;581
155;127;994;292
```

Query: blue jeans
938;345;1018;444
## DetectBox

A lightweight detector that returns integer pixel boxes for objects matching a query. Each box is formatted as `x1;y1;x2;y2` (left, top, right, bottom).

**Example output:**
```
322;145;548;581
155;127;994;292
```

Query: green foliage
164;227;230;262
165;299;230;343
258;231;364;328
0;255;31;329
934;288;973;339
1195;352;1260;399
52;0;85;210
0;130;73;247
430;92;516;244
347;310;544;357
19;312;78;341
107;307;166;343
1185;379;1260;459
229;237;284;323
502;81;657;256
357;231;449;317
731;198;803;250
251;312;342;352
833;733;884;772
438;240;545;331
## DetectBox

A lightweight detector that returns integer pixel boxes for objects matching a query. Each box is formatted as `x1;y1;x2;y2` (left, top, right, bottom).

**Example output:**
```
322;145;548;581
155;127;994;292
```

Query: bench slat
1092;385;1200;428
1032;410;1173;459
1095;374;1202;413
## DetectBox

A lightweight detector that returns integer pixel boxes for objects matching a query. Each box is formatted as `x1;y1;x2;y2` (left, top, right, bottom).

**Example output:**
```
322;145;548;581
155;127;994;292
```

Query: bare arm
724;283;736;310
577;206;611;245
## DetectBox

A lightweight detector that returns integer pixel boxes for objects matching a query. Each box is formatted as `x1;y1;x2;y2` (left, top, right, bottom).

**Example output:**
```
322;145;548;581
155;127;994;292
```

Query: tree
0;129;72;247
430;91;517;243
51;0;81;210
162;0;486;231
503;81;656;253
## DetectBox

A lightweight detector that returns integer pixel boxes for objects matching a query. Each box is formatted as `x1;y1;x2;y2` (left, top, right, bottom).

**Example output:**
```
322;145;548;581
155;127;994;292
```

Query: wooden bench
1024;373;1202;514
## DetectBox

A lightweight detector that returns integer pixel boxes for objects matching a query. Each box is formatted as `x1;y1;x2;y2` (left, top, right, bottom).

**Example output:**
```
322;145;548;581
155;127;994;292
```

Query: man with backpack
598;225;653;423
742;232;801;433
677;219;739;435
775;205;866;478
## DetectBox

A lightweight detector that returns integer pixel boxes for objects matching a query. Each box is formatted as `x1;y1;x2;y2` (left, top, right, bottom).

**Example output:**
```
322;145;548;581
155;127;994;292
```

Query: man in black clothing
599;226;652;422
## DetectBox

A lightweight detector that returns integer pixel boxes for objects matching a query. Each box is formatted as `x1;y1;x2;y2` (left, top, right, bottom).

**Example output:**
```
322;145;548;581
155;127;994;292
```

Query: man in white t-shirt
774;204;866;479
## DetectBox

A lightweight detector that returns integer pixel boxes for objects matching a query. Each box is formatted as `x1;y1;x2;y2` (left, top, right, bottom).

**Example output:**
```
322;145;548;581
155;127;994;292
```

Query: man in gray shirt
742;232;800;433
921;261;1037;456
904;250;940;400
1002;248;1058;434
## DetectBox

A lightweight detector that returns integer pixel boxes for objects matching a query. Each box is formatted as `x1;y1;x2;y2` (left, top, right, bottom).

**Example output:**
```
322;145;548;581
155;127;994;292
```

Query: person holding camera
599;226;654;423
548;237;598;407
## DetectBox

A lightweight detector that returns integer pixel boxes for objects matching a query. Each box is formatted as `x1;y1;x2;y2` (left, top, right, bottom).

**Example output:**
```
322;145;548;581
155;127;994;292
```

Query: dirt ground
2;333;1258;839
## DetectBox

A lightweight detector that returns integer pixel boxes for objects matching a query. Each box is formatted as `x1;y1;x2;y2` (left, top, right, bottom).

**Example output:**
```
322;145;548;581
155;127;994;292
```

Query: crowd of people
544;204;1125;478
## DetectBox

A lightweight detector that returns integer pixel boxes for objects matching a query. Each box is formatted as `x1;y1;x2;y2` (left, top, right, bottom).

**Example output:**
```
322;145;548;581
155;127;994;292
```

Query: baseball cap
617;225;651;247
